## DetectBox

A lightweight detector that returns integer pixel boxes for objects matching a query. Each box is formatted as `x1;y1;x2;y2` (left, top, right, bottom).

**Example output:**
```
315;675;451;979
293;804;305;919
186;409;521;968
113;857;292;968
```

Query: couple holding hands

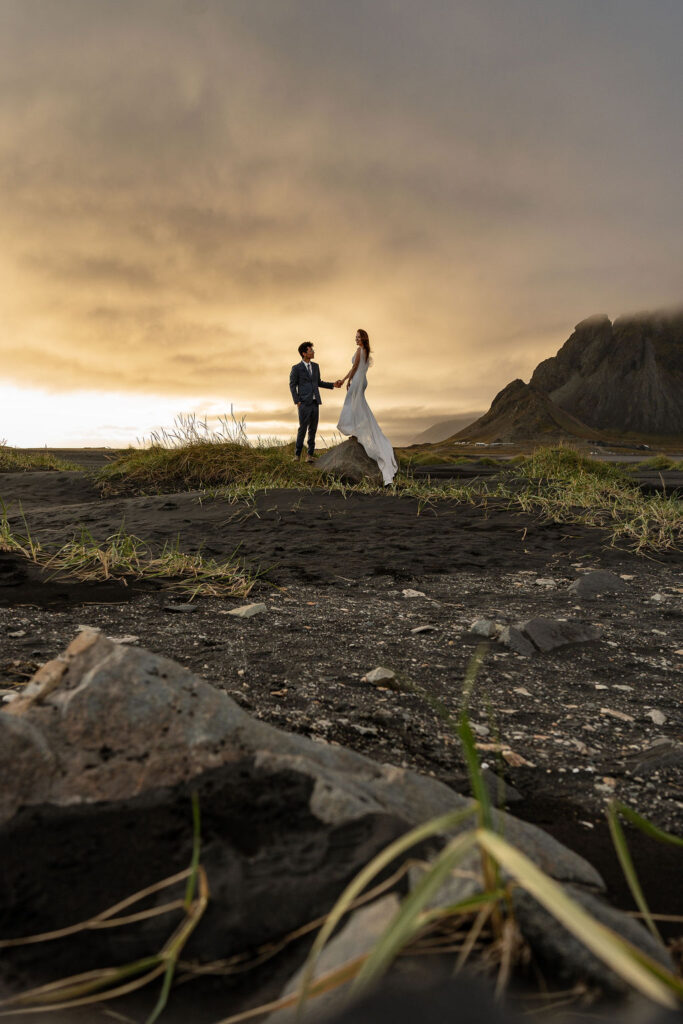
288;329;397;486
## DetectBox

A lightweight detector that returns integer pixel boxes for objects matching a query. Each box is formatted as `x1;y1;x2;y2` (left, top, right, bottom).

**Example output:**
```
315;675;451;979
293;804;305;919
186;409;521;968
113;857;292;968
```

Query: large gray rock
569;570;628;600
315;438;383;484
0;632;604;999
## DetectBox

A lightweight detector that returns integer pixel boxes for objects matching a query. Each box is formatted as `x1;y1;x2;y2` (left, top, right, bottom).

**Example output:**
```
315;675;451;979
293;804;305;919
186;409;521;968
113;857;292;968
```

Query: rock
469;618;498;638
624;740;683;776
0;634;605;997
519;617;601;653
227;602;267;619
498;625;536;657
315;438;382;485
646;709;667;726
268;894;400;1022
600;707;634;723
568;571;628;600
512;884;672;994
362;666;397;686
402;588;426;598
480;767;523;805
323;976;523;1024
534;578;557;588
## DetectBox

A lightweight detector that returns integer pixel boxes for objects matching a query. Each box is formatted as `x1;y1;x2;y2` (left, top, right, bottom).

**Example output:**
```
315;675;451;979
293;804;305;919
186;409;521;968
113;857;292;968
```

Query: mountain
452;379;600;443
530;310;683;435
409;412;485;445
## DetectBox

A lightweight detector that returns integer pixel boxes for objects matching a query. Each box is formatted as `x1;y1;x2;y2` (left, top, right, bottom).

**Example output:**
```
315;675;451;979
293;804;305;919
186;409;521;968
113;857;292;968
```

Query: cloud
0;0;681;437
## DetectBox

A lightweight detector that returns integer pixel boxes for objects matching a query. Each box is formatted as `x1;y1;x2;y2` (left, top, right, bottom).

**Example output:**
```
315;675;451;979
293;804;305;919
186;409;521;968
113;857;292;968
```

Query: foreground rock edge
1;631;671;1002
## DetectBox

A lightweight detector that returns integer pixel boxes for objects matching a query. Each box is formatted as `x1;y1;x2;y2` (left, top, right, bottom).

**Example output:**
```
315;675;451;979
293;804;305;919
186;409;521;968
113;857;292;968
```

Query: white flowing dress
337;351;398;485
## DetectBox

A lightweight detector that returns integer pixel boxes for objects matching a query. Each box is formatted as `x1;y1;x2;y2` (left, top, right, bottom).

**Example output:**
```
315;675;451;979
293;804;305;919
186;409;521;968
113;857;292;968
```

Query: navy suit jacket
289;361;334;405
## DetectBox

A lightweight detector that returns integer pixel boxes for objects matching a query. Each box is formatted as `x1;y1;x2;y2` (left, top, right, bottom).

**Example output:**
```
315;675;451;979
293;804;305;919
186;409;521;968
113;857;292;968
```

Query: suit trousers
296;400;319;456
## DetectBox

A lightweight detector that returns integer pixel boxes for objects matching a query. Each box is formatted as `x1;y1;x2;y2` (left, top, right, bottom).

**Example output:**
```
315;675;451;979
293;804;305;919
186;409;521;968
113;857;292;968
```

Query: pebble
410;625;437;634
535;578;557;588
469;618;498;638
600;708;634;723
362;667;396;685
226;603;267;619
650;593;665;603
402;589;426;598
163;602;198;614
7;630;26;638
646;710;667;726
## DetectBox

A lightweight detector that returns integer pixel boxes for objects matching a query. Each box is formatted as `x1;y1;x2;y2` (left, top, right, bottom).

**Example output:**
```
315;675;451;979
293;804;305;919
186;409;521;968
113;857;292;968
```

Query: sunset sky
1;0;681;448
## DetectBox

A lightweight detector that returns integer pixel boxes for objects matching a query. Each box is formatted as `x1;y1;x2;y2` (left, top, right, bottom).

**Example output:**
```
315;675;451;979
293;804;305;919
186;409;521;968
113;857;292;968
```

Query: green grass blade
295;807;478;1016
607;802;662;944
611;801;683;847
351;830;479;993
477;829;681;1008
184;791;202;908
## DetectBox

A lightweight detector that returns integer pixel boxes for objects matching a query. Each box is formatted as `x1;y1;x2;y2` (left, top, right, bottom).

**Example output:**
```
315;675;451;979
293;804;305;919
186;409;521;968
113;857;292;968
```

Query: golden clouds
0;0;682;447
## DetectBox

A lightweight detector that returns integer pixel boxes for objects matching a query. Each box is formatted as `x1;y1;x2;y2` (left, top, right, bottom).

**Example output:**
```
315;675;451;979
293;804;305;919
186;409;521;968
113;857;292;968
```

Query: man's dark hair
298;341;313;357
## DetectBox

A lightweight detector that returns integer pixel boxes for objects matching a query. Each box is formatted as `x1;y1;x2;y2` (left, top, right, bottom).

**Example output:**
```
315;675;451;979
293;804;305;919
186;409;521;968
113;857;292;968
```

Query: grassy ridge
0;447;80;472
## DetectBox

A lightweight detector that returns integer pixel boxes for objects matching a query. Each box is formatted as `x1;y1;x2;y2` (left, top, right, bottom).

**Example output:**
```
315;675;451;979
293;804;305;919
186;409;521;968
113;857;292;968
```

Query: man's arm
317;365;335;390
289;365;300;405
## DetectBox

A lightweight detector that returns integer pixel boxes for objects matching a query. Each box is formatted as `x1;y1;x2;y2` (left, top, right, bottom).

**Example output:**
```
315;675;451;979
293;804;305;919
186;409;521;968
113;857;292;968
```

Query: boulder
499;618;601;656
520;617;602;653
315;438;383;484
0;632;607;1003
568;571;628;600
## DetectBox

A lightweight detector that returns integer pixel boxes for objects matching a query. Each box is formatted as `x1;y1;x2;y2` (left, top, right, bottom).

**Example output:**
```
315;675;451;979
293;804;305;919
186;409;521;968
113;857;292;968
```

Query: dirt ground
1;460;681;931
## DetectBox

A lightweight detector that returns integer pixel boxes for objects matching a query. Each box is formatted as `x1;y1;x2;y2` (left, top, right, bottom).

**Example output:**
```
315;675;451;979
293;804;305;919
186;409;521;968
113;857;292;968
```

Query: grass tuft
0;446;80;472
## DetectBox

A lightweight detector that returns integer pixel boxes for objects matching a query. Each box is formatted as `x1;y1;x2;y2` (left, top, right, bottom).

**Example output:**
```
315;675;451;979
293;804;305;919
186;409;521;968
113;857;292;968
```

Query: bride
336;329;398;486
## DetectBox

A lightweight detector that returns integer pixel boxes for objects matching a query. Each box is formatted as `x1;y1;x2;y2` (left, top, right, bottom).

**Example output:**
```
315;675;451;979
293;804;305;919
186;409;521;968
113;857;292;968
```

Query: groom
289;341;340;461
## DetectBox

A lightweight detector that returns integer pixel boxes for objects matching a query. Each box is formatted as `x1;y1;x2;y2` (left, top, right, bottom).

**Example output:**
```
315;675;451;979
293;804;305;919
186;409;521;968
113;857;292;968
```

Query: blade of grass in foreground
477;829;681;1008
607;802;663;945
295;807;478;1017
350;830;479;993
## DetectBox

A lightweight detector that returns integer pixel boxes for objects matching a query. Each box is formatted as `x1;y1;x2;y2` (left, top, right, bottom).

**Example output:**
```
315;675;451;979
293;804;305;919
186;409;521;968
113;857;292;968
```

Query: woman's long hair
357;329;371;362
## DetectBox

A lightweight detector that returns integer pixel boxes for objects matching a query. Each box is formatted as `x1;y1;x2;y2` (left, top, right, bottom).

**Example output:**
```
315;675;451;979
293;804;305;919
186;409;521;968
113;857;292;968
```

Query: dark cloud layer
0;0;681;444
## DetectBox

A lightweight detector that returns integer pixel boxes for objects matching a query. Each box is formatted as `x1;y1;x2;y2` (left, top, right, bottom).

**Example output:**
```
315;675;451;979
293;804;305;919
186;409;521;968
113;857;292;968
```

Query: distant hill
445;309;683;444
452;380;600;443
409;413;485;445
530;310;683;435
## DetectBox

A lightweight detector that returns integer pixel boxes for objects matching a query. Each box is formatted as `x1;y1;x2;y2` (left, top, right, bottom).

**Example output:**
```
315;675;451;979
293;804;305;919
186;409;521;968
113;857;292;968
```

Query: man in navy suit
289;342;341;461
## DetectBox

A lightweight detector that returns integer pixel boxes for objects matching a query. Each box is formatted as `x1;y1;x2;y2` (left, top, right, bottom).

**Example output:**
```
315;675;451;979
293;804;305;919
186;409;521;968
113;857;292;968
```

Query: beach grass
0;445;81;472
96;424;682;555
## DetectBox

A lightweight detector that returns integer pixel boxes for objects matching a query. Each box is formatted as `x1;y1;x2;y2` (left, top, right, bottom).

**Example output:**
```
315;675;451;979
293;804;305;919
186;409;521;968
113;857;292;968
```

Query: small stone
535;578;557;588
163;602;198;613
362;667;396;685
226;603;267;619
469;618;498;638
411;624;437;634
650;593;665;603
471;722;490;737
521;617;602;653
568;571;628;600
402;588;426;598
600;708;634;723
7;630;26;638
513;687;532;697
646;710;666;726
498;625;536;657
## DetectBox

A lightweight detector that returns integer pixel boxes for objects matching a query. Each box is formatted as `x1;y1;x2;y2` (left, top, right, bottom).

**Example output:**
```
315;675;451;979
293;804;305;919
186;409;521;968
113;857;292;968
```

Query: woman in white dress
336;329;398;486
